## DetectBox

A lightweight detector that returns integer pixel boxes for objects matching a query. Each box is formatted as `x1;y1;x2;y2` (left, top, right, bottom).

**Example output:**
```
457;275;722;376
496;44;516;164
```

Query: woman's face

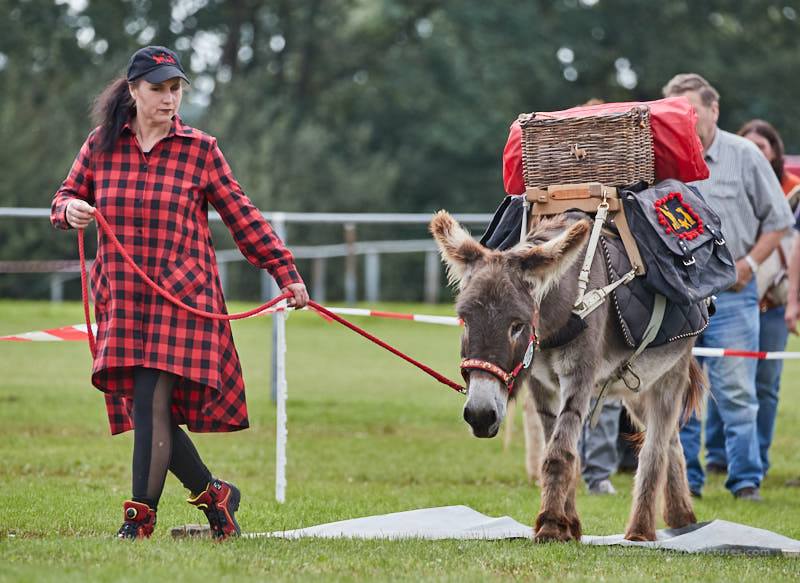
129;78;183;126
744;131;776;163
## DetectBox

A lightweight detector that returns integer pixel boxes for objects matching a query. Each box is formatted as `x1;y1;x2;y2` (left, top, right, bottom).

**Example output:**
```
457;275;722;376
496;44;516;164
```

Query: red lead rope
77;210;466;394
306;300;466;393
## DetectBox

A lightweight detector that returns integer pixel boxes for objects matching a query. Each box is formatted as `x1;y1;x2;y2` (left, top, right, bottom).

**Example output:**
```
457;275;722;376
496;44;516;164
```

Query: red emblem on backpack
654;191;704;240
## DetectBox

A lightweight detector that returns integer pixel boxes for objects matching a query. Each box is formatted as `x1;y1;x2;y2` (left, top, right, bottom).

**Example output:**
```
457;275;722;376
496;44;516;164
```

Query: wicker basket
519;106;655;189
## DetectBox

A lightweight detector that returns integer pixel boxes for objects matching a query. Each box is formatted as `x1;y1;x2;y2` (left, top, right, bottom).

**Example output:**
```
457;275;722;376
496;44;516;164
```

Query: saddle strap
573;200;610;309
588;293;667;428
631;293;668;362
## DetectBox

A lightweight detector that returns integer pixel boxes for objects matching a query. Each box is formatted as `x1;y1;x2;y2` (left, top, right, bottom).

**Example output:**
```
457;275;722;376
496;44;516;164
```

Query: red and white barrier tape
2;307;798;360
258;304;462;327
1;323;98;342
691;347;800;360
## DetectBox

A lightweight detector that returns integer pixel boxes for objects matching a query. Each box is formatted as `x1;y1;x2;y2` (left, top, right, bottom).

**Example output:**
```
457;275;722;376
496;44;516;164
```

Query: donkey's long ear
429;210;487;285
509;219;591;296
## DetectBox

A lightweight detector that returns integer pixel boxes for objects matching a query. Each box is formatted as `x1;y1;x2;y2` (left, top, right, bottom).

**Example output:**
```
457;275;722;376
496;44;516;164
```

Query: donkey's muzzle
463;404;499;438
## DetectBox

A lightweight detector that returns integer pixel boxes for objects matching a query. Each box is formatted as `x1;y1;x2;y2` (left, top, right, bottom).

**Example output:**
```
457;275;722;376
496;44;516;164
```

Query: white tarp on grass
249;505;531;541
241;505;800;556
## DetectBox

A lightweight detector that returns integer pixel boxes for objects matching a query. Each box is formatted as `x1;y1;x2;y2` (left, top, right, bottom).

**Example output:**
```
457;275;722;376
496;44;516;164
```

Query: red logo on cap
152;53;176;65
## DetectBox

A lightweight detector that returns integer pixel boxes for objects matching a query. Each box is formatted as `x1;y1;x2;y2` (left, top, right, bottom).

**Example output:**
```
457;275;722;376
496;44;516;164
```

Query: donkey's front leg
534;378;592;542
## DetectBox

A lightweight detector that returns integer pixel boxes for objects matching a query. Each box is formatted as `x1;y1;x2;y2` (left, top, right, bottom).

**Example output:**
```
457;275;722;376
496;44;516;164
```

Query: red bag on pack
502;96;709;195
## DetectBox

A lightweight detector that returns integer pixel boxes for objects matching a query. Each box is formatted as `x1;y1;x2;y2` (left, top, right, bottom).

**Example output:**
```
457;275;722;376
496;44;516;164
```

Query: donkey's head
430;210;590;438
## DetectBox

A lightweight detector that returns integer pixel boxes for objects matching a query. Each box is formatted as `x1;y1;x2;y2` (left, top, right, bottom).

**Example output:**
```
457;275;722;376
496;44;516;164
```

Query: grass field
1;300;799;582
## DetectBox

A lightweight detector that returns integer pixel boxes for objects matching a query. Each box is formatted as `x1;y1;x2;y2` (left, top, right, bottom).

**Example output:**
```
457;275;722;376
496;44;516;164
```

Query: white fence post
364;251;380;303
424;250;441;304
270;213;287;403
344;223;357;304
274;304;288;504
217;261;228;297
50;274;64;303
312;257;326;304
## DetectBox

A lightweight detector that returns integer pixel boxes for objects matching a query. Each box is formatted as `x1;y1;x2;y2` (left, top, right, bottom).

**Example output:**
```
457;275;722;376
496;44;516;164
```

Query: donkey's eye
510;322;526;337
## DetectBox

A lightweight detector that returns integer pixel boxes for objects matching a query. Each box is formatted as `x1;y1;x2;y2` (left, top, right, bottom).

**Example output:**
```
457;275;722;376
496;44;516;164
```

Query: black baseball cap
126;46;190;84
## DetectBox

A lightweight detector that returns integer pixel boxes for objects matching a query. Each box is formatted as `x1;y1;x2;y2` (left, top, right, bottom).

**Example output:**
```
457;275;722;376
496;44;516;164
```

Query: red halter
459;310;540;396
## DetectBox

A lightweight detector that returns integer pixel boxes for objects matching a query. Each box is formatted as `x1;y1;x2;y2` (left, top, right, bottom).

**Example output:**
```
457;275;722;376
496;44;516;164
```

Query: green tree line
2;0;799;299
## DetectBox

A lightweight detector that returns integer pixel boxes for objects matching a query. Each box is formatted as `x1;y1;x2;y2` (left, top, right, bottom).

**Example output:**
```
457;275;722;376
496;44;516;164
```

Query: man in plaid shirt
52;46;308;540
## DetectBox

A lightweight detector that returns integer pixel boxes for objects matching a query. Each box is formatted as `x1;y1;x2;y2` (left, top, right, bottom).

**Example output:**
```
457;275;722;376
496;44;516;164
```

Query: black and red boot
187;479;241;539
117;500;156;539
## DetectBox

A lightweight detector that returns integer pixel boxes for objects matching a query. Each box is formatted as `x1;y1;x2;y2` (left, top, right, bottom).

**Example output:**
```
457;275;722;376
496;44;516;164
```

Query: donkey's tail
682;357;707;426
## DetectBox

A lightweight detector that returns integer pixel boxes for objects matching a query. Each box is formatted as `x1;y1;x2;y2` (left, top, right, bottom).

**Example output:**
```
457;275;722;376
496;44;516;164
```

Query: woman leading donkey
51;46;308;540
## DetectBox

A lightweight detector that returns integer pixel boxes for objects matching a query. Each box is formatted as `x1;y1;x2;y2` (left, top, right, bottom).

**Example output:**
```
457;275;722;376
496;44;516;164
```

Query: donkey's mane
523;211;588;248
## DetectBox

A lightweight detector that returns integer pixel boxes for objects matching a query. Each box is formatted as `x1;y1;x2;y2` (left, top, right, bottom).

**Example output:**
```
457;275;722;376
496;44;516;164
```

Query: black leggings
131;367;213;510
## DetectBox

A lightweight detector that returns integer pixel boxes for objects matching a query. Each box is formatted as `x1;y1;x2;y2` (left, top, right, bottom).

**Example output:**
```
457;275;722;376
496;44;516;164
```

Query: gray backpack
621;179;737;305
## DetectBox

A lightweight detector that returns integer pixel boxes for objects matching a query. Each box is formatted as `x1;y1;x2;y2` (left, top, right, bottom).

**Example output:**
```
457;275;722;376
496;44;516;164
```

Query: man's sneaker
690;488;703;499
706;462;728;475
117;500;156;539
588;479;617;495
733;486;763;502
187;479;241;539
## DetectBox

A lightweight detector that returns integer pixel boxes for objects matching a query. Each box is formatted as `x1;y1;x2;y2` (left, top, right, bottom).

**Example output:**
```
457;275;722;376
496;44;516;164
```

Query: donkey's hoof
534;511;574;542
567;515;582;540
664;508;696;529
624;529;656;542
534;526;573;543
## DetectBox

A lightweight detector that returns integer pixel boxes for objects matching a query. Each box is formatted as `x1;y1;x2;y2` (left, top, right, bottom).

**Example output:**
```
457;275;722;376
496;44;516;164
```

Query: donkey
430;210;704;542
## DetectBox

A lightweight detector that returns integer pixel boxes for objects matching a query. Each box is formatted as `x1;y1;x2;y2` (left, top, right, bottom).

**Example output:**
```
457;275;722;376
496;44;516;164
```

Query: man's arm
748;229;788;264
735;141;795;290
785;233;800;333
732;228;788;291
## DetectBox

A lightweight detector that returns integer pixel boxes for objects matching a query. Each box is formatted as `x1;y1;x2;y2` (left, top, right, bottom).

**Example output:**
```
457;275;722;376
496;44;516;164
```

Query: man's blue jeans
706;305;788;476
679;279;762;494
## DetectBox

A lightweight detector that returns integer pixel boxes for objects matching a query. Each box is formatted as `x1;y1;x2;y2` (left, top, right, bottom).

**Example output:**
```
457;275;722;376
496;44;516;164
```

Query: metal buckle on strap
706;225;725;246
682;256;696;267
573;269;636;319
619;362;642;392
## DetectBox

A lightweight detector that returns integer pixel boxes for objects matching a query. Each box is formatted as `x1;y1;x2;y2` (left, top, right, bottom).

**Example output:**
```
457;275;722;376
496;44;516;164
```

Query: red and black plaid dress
51;116;303;435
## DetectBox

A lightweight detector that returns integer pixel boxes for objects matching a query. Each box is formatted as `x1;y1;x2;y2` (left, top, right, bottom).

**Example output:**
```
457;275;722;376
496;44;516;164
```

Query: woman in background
718;119;799;477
